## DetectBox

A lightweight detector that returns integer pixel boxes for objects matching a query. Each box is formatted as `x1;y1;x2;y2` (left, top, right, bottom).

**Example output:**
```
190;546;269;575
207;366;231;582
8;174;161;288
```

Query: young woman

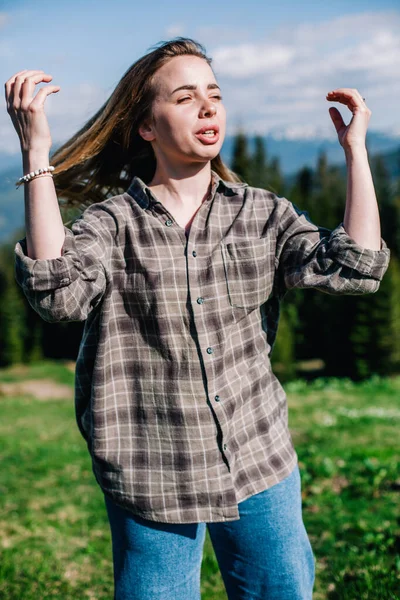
8;38;390;600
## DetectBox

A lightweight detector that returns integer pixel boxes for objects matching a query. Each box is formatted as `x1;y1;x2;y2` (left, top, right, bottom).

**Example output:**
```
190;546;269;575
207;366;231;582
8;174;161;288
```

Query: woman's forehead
153;56;216;95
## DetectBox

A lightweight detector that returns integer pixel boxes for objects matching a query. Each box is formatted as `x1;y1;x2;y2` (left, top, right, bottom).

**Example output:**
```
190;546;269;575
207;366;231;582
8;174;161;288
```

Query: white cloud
211;12;400;80
209;10;400;138
212;44;294;77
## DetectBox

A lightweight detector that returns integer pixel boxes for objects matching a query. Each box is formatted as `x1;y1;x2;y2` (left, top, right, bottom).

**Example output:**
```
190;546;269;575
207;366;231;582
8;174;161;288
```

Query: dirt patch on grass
1;364;31;377
0;379;73;400
64;361;76;373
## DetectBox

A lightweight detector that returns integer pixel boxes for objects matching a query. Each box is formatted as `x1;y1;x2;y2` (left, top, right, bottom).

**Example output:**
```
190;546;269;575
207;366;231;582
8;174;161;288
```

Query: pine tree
372;154;399;255
270;302;297;382
393;170;400;258
388;254;400;370
0;242;29;366
309;150;345;227
231;131;251;183
296;166;313;206
349;255;400;379
268;156;284;196
249;136;269;189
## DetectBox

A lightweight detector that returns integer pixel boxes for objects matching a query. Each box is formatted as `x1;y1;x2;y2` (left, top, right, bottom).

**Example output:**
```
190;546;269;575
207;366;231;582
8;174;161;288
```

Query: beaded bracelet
15;166;55;189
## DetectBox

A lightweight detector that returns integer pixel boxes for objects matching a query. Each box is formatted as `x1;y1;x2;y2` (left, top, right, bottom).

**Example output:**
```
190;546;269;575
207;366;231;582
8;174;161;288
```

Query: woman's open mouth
195;125;220;145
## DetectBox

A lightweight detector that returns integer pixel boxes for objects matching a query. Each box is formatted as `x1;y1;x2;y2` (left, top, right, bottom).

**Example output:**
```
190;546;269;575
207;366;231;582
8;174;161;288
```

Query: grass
0;360;399;599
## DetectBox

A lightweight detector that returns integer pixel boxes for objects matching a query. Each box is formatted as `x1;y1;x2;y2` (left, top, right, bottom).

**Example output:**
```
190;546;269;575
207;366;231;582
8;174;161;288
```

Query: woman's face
139;55;226;168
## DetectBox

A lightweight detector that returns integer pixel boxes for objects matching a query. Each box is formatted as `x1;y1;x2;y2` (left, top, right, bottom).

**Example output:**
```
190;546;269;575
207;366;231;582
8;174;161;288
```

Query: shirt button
223;443;227;450
215;395;220;402
192;250;197;257
197;297;204;304
206;347;213;354
165;219;173;226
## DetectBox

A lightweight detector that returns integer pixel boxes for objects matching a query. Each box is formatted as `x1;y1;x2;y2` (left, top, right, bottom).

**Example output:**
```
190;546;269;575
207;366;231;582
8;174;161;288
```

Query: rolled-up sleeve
275;197;391;297
14;204;115;322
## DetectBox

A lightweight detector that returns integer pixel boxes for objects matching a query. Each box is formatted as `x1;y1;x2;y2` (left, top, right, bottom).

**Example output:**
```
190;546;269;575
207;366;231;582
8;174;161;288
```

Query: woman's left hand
326;88;371;152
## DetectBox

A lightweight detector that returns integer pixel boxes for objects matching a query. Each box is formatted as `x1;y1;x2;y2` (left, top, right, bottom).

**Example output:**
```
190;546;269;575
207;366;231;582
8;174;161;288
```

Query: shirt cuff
14;226;80;291
327;222;391;279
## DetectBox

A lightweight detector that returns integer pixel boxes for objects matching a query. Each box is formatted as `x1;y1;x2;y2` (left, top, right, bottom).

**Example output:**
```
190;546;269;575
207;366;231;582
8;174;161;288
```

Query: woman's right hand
4;69;61;153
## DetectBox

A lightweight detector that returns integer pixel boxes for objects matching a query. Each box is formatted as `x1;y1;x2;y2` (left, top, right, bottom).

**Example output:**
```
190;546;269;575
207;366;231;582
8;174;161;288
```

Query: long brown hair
51;37;241;224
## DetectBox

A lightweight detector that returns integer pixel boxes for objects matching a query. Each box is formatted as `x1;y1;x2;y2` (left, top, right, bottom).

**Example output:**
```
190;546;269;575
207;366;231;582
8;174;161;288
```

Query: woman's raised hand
4;69;61;153
326;88;371;152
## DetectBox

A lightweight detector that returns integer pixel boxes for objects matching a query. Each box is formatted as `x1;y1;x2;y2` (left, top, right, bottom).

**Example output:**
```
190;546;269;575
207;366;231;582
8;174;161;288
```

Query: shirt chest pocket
220;238;275;309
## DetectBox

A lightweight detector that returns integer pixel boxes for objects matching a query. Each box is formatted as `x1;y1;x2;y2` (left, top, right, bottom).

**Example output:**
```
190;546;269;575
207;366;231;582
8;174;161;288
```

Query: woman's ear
138;120;156;142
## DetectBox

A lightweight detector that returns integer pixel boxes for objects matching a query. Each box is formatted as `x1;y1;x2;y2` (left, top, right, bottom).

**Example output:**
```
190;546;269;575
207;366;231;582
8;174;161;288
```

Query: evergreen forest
1;134;399;383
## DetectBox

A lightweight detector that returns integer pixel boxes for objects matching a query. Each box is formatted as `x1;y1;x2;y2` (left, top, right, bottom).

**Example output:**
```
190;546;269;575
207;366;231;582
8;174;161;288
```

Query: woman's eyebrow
170;83;221;96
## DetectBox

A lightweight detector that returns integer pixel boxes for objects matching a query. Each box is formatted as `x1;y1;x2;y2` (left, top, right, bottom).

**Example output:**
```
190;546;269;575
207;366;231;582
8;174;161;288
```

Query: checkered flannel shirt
14;169;391;523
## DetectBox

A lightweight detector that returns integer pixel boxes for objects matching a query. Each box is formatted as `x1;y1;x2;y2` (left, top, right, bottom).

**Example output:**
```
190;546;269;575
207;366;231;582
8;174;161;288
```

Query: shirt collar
126;169;246;209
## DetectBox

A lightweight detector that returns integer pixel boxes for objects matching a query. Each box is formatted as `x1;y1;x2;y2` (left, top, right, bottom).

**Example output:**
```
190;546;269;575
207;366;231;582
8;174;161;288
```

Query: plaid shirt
14;169;391;523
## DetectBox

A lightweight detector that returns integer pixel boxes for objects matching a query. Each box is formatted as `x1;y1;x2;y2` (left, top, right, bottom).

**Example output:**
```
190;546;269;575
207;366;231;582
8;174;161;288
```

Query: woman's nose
200;100;217;118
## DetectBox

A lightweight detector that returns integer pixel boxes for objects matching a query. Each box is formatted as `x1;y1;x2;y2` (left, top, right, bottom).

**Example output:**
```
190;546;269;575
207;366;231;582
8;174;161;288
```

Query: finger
327;87;360;95
355;90;367;106
326;88;365;109
19;74;54;110
7;69;45;91
8;70;45;107
326;94;358;113
326;88;358;97
5;69;30;87
5;69;31;101
29;85;61;110
10;72;52;110
349;88;366;105
328;106;346;133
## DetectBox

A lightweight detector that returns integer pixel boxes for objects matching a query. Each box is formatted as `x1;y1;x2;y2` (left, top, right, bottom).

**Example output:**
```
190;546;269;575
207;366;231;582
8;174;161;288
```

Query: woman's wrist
344;144;368;161
22;148;51;173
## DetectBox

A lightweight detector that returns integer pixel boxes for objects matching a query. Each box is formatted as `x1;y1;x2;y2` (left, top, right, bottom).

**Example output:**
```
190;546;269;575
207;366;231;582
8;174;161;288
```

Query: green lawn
0;361;399;599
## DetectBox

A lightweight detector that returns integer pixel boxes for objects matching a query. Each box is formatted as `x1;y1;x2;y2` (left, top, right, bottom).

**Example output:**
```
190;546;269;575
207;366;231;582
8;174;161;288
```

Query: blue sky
1;0;399;156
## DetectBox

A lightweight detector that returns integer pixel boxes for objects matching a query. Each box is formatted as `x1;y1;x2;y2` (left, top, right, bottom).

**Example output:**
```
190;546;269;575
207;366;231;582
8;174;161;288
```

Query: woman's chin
192;144;222;161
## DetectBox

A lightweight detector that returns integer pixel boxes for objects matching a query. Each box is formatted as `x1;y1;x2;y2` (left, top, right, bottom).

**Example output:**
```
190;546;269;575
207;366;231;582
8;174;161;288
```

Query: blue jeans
104;464;316;599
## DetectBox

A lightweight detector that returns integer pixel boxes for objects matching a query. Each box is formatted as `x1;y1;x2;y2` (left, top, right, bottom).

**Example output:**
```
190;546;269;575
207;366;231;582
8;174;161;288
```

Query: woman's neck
147;163;213;208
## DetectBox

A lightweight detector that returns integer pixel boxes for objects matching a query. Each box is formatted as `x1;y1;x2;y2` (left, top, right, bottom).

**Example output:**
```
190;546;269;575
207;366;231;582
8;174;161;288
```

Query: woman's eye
177;95;223;103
